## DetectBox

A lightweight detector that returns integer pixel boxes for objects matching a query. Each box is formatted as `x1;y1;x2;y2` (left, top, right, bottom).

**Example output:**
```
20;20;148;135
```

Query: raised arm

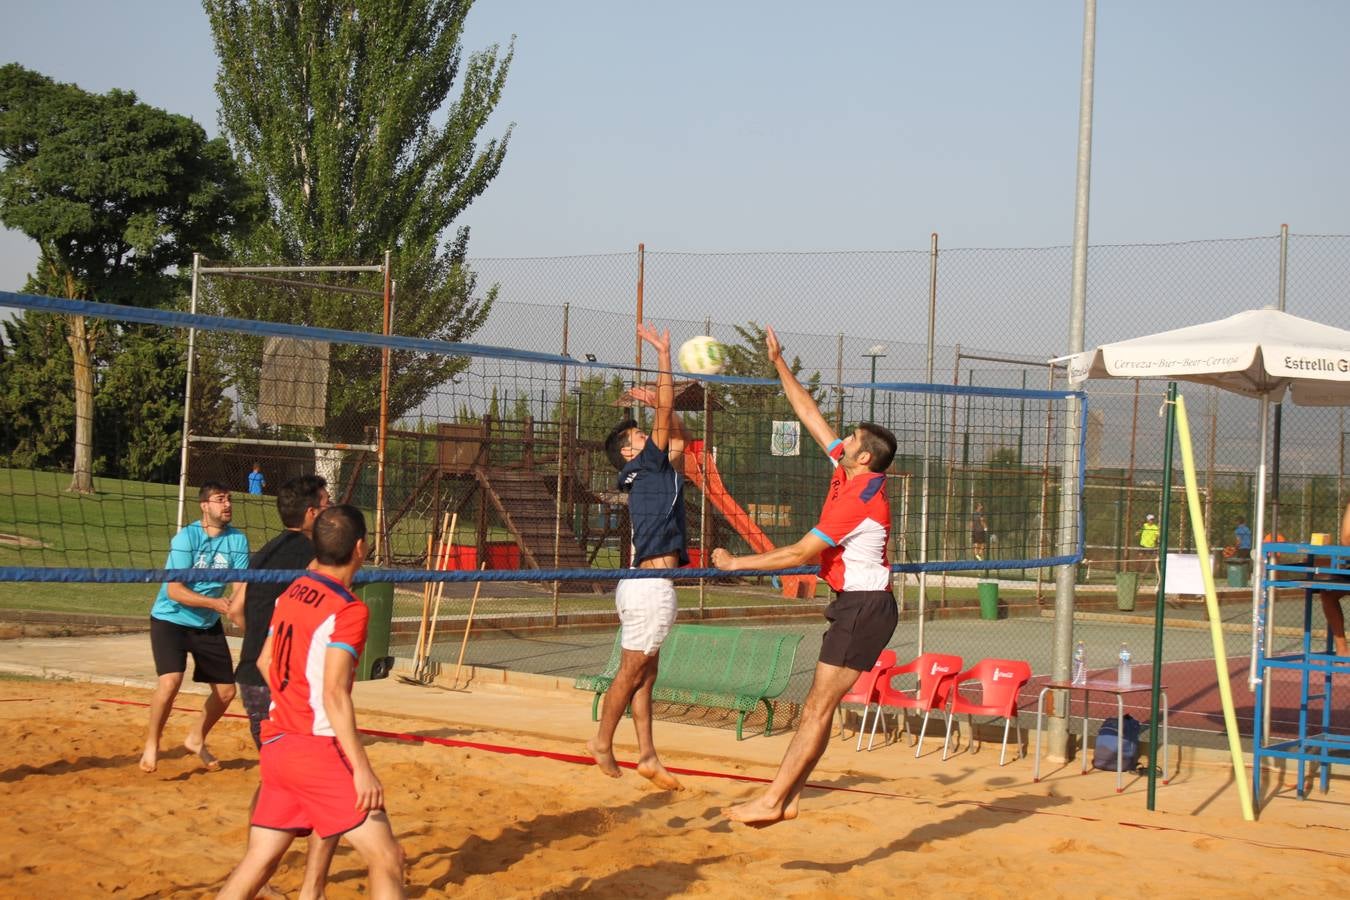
628;384;687;466
765;325;837;452
638;323;675;452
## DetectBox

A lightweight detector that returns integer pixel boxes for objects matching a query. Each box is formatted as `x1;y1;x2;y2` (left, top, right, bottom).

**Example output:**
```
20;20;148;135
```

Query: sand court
2;663;1350;898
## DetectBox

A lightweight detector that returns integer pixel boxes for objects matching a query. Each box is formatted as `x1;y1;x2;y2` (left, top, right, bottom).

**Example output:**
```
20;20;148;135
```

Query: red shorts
253;733;372;838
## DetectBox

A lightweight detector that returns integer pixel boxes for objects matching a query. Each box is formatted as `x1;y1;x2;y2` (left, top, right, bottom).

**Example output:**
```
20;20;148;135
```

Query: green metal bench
574;624;804;740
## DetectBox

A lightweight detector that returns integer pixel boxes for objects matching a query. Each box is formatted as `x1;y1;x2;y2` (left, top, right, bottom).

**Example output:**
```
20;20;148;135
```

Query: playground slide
682;442;817;599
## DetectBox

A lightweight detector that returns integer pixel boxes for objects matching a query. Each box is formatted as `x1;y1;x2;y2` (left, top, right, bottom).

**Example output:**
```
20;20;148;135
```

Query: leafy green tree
0;64;259;492
719;322;826;415
203;0;514;441
0;313;74;470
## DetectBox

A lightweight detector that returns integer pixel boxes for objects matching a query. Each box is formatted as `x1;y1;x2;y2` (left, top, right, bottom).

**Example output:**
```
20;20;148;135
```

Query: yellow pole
1174;394;1255;821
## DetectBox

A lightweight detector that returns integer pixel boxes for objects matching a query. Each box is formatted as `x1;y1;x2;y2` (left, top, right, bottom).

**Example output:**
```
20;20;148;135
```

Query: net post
551;303;570;625
175;252;201;530
375;250;392;565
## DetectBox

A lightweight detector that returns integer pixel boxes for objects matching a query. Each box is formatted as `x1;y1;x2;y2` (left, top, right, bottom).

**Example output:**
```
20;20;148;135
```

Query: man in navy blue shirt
586;323;687;792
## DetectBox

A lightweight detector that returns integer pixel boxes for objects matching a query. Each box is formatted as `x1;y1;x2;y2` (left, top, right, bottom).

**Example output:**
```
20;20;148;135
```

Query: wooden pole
411;532;435;669
375;250;392;564
417;513;454;679
451;562;489;689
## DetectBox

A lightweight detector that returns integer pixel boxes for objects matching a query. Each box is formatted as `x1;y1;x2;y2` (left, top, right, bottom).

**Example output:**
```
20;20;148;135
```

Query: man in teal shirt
140;481;250;773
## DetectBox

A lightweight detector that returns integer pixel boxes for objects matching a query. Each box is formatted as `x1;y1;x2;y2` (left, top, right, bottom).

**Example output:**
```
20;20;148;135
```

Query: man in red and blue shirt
712;325;897;826
218;505;404;899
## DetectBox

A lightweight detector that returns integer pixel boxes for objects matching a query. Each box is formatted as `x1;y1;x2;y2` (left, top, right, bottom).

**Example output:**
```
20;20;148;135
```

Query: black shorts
238;682;272;750
149;617;235;684
819;590;898;671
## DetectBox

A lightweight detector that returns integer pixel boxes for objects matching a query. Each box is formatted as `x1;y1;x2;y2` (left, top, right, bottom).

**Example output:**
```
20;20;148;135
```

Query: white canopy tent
1065;307;1350;687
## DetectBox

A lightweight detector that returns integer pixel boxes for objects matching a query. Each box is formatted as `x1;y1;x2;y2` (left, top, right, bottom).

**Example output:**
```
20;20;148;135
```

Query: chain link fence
4;232;1348;748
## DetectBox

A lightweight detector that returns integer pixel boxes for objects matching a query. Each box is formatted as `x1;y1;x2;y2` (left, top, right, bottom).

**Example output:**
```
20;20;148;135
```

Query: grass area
0;671;49;682
0;467;278;568
0;582;153;618
0;466;539;571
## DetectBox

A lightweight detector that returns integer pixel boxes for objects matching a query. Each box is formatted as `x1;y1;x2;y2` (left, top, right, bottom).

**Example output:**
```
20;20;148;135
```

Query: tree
203;0;514;441
0;64;259;492
0;312;74;471
719;321;826;422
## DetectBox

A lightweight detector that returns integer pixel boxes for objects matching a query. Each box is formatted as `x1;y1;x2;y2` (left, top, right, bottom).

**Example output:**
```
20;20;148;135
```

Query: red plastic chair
941;658;1032;765
867;653;963;754
836;649;897;751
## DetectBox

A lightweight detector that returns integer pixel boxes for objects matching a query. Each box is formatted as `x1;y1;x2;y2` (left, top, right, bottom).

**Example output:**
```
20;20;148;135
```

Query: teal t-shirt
151;521;251;629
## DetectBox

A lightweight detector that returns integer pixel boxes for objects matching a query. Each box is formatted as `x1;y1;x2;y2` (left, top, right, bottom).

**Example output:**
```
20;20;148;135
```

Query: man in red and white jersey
218;505;405;899
711;325;898;826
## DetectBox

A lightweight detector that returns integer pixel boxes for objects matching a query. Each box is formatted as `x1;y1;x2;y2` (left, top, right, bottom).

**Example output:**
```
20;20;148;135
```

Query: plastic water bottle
1072;640;1087;685
1118;642;1133;688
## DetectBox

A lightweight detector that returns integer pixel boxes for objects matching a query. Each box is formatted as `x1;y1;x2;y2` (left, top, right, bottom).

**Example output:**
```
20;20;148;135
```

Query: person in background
971;502;989;561
1232;516;1253;578
1317;503;1350;657
1234;517;1252;556
1138;513;1161;582
248;462;266;495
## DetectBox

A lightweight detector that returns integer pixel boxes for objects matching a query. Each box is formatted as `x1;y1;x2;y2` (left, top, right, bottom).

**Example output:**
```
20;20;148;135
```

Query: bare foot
586;738;622;778
184;733;221;772
636;757;683;791
139;741;158;773
722;795;789;826
254;883;286;899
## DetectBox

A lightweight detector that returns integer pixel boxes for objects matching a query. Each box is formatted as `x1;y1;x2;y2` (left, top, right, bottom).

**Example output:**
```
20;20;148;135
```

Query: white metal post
175;253;201;530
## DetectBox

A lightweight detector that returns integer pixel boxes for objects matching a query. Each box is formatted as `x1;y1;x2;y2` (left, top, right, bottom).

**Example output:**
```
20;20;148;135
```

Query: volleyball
678;335;726;375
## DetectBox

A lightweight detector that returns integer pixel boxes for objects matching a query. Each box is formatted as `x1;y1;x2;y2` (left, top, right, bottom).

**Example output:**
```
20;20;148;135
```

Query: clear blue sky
3;1;1348;293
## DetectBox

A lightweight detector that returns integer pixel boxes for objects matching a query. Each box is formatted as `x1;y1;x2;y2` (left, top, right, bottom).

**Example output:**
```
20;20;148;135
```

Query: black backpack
1092;714;1142;771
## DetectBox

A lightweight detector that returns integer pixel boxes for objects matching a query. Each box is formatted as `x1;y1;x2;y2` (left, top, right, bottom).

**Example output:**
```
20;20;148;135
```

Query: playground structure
379;416;601;591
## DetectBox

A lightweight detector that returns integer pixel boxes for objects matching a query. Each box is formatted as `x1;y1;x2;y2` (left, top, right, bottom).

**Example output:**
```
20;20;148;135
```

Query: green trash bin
977;580;999;620
1226;563;1248;588
1115;571;1138;612
354;580;394;681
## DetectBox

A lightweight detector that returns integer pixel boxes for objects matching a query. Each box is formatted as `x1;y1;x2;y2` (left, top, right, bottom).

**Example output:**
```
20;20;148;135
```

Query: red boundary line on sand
97;697;1350;856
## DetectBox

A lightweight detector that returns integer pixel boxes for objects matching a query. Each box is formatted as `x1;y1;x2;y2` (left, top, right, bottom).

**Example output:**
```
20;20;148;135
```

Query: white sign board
1164;553;1214;596
770;421;800;456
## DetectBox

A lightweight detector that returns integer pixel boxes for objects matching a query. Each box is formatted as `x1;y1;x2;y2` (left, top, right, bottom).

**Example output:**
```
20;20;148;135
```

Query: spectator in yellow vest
1138;514;1161;581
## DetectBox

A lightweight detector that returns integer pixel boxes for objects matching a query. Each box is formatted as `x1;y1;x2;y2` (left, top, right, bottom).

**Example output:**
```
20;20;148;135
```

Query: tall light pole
864;344;887;422
1050;0;1097;767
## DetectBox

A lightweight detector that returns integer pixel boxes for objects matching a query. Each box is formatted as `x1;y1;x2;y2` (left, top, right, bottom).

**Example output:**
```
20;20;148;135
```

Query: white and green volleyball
678;335;726;375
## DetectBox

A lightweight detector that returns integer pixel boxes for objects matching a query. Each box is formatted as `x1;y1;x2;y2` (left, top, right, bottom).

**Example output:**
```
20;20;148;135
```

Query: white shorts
616;578;678;655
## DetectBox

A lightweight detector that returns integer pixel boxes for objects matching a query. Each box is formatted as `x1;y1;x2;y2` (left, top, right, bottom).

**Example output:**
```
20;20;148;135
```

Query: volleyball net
0;289;1086;586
